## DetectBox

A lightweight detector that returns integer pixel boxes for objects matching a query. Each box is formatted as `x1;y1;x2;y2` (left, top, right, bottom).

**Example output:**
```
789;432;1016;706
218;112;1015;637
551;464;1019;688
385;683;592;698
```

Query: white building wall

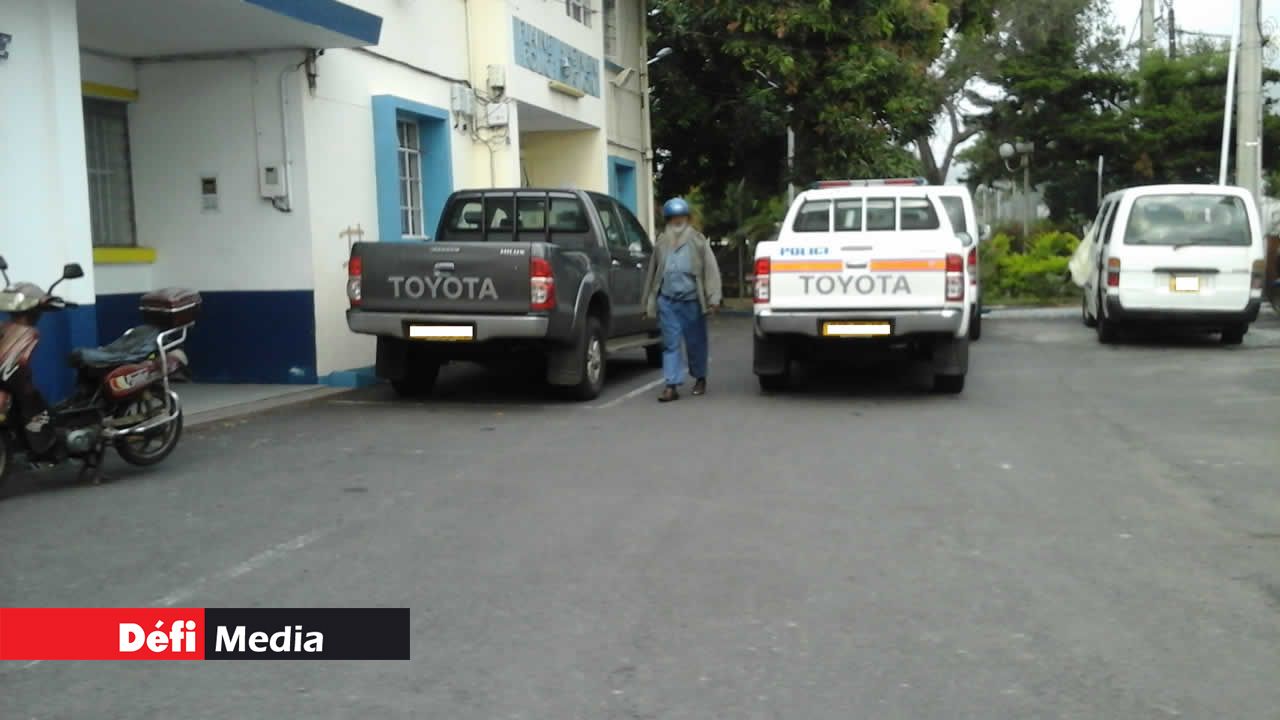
0;0;95;303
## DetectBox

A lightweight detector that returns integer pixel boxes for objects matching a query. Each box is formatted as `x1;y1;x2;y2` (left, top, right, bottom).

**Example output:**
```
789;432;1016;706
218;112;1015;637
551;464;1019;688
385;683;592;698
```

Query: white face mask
667;219;688;232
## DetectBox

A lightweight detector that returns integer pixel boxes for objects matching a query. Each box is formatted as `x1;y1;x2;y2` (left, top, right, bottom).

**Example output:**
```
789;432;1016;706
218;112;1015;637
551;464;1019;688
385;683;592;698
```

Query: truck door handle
434;262;456;274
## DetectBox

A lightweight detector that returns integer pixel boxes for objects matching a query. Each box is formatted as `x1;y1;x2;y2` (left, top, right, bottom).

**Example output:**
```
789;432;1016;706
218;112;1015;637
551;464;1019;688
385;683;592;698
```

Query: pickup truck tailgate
358;242;532;314
769;233;954;310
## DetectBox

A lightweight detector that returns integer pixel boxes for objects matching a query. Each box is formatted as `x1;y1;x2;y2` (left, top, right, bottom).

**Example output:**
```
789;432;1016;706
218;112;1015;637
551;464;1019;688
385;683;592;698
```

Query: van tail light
1251;259;1265;290
967;247;978;287
1106;257;1121;288
346;255;362;307
945;253;964;301
530;257;556;311
754;258;771;304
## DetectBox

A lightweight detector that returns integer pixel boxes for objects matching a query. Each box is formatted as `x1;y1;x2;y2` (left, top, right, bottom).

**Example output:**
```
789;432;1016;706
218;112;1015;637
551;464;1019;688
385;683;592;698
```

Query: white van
1081;185;1267;344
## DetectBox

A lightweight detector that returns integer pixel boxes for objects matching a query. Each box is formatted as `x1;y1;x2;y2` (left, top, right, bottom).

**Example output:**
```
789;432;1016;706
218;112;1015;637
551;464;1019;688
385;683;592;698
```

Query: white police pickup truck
752;179;974;394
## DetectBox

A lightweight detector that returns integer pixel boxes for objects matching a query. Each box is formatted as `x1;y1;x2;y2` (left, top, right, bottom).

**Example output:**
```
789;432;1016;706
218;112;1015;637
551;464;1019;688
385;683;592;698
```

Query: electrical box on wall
487;65;506;95
450;84;473;119
259;164;286;199
485;102;510;128
200;175;219;213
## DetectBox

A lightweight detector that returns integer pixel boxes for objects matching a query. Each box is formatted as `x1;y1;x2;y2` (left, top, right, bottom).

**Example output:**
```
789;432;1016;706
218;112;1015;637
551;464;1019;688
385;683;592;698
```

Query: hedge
980;230;1080;303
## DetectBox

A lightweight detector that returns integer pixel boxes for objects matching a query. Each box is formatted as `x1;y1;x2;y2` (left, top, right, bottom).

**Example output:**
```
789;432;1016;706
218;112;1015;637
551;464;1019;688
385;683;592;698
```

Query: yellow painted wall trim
94;247;157;265
548;80;585;99
81;82;139;102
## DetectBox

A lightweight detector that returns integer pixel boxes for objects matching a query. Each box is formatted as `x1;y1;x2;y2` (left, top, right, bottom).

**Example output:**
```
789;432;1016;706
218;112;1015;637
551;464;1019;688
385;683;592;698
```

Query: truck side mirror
979;224;992;242
0;255;7;271
956;231;975;247
63;263;85;279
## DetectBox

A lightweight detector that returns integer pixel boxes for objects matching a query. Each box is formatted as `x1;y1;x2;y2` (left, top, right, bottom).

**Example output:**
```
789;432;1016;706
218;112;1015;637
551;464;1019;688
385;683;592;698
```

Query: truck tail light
754;258;771;304
1251;259;1264;290
530;257;556;311
1106;257;1121;288
967;247;978;287
945;253;964;301
346;255;362;307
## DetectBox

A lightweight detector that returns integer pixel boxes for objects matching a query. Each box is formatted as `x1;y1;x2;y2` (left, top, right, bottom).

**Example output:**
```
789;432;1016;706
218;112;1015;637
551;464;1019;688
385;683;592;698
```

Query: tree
648;0;994;238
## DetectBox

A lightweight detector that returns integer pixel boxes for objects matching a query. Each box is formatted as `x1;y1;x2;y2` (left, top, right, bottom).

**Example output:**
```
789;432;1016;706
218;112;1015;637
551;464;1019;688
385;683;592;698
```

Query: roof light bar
810;177;930;189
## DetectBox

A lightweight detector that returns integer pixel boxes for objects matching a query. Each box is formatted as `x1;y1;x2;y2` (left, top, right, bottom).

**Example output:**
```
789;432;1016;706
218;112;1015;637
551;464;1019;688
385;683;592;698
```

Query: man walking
642;197;722;403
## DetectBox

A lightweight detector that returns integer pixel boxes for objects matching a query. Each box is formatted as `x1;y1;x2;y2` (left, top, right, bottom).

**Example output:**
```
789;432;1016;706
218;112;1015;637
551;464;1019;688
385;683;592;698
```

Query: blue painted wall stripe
3;305;98;404
243;0;383;45
372;96;454;242
97;291;318;385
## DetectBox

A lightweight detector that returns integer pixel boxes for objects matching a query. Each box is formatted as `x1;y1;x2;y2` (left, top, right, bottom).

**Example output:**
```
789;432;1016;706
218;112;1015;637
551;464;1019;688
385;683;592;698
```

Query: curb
185;386;352;430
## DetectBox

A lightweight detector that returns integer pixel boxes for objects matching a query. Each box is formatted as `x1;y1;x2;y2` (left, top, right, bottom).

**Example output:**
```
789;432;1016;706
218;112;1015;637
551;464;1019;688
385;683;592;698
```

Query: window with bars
566;0;591;27
83;98;138;247
603;0;618;60
397;119;426;238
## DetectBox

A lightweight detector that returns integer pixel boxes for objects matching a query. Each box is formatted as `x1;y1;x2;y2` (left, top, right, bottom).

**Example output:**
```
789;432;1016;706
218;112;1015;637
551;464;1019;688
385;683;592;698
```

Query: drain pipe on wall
638;0;657;232
275;55;307;213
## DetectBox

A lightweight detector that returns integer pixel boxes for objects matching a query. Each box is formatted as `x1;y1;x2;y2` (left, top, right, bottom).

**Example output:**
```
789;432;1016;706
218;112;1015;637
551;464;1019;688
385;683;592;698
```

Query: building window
83;98;137;247
603;0;618;60
567;0;591;27
397;118;425;238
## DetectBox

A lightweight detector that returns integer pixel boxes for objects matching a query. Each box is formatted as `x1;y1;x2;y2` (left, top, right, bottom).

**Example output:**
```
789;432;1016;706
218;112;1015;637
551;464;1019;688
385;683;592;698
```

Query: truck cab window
591;196;628;254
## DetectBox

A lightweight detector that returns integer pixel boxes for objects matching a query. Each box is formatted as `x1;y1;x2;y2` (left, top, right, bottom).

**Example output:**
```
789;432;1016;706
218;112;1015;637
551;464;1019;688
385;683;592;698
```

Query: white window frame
397;118;426;239
567;0;591;27
83;98;138;247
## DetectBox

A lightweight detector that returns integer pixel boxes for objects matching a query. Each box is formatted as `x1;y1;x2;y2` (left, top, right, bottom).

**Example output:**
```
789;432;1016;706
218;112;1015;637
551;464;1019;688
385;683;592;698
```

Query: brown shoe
691;378;707;396
658;386;680;403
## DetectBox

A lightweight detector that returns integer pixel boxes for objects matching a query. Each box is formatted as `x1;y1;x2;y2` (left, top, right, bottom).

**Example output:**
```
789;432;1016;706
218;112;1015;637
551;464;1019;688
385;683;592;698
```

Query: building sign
0;33;11;61
512;18;600;98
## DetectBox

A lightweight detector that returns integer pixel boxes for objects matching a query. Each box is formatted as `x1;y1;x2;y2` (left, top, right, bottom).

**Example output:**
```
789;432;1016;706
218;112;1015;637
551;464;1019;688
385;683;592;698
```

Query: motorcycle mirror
0;255;7;271
63;263;85;280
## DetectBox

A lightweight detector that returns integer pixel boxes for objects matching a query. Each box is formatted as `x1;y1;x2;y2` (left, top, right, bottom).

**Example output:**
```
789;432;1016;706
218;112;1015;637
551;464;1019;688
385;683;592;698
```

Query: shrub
980;230;1080;302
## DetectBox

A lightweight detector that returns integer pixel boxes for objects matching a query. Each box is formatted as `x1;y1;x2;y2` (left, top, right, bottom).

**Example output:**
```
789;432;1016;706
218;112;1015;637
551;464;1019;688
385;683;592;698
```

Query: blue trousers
657;295;708;386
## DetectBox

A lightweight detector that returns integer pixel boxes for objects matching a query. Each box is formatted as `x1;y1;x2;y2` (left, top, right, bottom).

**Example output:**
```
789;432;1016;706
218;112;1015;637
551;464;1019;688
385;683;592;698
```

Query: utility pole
1168;4;1177;58
1141;0;1157;53
1238;0;1263;206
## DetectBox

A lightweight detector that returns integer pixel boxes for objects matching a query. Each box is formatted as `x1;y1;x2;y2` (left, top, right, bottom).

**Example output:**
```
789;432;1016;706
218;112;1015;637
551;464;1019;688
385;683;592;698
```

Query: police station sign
512;17;600;98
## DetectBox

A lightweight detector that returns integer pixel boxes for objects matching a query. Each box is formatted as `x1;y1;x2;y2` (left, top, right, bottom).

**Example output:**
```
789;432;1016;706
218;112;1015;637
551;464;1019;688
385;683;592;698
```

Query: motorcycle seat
69;325;161;369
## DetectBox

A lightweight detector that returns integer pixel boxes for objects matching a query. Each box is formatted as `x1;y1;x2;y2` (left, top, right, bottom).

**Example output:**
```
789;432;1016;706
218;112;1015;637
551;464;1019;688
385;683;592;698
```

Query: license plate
407;325;474;341
1171;275;1201;293
822;321;892;337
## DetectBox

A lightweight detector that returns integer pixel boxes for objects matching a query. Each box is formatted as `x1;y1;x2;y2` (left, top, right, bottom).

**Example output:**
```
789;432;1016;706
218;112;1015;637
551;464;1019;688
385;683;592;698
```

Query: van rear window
1123;194;1251;247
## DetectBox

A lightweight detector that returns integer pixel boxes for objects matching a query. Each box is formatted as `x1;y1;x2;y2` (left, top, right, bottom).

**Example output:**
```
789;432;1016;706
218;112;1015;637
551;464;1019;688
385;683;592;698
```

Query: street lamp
999;140;1035;239
647;47;673;65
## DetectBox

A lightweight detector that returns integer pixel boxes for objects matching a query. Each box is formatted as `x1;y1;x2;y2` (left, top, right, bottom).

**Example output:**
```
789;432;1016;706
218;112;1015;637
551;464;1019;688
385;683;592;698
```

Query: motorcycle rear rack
101;323;190;439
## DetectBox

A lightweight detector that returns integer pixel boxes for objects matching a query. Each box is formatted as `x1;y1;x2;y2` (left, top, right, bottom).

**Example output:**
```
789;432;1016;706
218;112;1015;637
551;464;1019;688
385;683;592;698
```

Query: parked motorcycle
0;255;201;484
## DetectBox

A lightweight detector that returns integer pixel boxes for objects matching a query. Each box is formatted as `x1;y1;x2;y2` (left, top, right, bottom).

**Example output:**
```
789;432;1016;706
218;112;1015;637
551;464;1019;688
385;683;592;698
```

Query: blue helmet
662;197;691;219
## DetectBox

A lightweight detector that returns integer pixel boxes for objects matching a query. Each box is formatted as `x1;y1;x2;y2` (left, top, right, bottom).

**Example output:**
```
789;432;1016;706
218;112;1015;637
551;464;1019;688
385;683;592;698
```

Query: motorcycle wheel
114;390;184;467
0;432;11;485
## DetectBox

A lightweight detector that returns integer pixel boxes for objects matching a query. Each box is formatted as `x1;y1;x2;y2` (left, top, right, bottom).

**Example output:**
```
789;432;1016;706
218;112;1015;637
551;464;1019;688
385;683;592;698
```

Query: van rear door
767;194;960;311
1115;192;1259;312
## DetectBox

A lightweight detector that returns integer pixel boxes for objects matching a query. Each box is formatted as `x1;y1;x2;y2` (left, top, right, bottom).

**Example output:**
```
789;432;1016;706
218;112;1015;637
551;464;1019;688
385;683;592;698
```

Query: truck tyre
0;432;11;485
1082;294;1097;328
1096;291;1119;344
644;342;663;368
569;317;607;401
968;304;983;341
932;373;966;394
1220;325;1246;345
758;371;789;393
392;360;439;397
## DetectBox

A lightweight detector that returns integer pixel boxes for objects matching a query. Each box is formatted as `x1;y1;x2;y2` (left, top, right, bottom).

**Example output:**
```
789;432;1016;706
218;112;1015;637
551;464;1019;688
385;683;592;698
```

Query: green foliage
981;231;1080;301
649;0;992;239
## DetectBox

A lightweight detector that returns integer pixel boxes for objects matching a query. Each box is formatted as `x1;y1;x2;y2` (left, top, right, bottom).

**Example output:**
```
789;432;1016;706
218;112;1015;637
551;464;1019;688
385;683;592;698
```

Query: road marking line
154;528;330;607
592;376;666;409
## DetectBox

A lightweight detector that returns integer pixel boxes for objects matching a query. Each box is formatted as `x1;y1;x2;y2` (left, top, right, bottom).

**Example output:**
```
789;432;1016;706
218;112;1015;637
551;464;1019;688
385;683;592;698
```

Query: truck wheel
569;317;607;401
391;360;439;397
1096;291;1119;344
758;371;789;393
0;432;11;485
1220;325;1246;345
932;373;966;394
644;342;663;369
968;304;983;341
1082;294;1097;328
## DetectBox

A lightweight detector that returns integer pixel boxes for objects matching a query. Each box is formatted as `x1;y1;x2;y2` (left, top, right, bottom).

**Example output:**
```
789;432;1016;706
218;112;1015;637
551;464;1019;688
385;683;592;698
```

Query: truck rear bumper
755;308;965;338
1104;297;1261;326
347;310;550;342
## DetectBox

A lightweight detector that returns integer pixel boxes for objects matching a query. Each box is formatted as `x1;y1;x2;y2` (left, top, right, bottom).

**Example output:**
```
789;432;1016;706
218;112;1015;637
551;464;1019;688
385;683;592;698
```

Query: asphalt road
3;311;1280;719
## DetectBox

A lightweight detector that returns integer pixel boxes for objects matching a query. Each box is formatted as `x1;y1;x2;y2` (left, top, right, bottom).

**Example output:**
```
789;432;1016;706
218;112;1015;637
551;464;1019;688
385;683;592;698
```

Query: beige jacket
641;226;723;317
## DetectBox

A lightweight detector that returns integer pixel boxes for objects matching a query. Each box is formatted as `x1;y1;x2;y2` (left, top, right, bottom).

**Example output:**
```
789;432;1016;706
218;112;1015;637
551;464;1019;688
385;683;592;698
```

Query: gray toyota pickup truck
346;188;661;400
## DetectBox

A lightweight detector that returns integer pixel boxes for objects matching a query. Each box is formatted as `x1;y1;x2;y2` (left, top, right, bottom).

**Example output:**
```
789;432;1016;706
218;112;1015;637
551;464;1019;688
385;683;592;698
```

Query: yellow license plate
822;321;892;337
1171;275;1201;293
408;325;474;341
